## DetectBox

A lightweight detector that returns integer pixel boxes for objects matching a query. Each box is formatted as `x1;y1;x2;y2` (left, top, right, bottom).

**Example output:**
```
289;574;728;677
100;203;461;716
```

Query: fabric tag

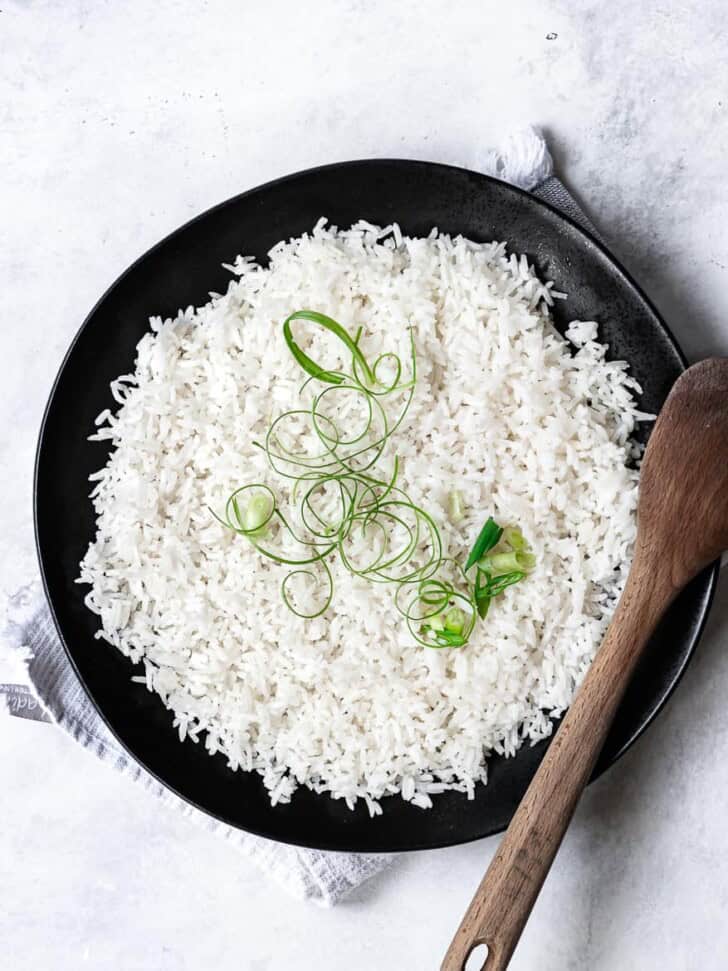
0;682;51;722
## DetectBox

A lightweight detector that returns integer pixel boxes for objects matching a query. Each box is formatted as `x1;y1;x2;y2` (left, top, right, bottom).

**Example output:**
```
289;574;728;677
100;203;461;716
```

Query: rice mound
79;220;650;814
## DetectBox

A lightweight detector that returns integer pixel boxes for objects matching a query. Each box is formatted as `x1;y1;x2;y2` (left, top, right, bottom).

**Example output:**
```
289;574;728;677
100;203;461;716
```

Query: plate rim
34;159;720;852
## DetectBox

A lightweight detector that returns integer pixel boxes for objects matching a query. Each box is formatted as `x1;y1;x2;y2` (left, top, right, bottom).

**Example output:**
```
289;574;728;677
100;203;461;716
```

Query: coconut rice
78;219;650;814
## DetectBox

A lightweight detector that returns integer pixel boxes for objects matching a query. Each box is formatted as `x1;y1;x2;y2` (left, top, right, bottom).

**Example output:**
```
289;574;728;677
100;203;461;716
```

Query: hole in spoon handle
462;941;491;970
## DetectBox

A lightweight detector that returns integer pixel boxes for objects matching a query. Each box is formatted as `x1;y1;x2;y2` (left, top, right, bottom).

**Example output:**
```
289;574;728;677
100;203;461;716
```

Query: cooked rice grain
79;220;648;813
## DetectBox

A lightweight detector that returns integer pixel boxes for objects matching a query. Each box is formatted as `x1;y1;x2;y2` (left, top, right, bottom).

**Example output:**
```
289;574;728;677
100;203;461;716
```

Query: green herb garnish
464;517;503;571
474;569;491;620
501;525;528;551
282;310;376;387
478;550;536;575
448;489;465;523
214;310;535;648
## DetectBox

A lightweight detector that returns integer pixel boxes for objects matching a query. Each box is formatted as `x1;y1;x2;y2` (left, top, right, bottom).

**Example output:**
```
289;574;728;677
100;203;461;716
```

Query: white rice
78;220;650;814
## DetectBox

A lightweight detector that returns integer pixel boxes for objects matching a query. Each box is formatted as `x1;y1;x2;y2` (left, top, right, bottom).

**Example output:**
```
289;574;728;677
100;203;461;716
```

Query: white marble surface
2;1;728;968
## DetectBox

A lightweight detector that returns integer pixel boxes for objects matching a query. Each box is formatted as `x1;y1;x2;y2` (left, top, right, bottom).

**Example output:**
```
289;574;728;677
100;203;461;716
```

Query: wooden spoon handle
441;564;673;971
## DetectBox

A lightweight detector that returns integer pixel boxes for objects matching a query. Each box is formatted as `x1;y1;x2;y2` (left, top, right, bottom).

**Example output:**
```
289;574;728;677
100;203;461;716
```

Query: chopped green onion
474;570;490;619
444;606;465;634
427;627;468;648
483;570;526;597
422;613;445;633
243;492;273;536
448;490;465;523
479;550;536;574
476;593;491;620
465;516;503;572
422;612;468;647
502;525;528;551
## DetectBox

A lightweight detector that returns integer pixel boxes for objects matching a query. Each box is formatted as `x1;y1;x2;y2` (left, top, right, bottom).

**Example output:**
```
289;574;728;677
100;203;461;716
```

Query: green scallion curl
213;309;534;641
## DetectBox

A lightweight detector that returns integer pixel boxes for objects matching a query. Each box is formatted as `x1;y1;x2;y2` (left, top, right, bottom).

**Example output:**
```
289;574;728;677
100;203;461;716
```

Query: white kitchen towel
1;127;598;906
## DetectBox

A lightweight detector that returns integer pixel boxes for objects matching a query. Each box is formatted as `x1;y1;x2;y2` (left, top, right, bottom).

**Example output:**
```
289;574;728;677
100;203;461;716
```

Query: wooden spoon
442;358;728;971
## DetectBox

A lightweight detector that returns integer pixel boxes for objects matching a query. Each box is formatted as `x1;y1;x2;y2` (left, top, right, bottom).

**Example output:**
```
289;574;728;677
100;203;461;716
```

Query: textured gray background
2;1;728;968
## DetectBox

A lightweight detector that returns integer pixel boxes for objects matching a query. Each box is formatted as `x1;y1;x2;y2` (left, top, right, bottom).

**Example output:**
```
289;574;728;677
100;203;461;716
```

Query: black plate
35;161;717;852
